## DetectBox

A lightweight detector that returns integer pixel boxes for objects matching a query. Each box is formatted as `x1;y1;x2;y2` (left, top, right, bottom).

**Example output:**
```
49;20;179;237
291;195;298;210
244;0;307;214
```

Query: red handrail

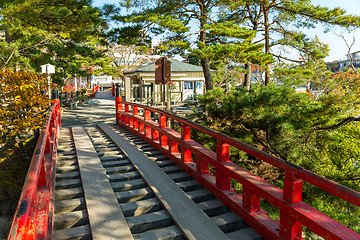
8;100;61;240
115;100;360;240
92;85;99;97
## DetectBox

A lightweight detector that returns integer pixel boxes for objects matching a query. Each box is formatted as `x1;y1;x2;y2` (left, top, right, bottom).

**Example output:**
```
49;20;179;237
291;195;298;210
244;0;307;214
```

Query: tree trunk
243;62;252;92
263;6;271;85
199;14;213;91
201;58;213;91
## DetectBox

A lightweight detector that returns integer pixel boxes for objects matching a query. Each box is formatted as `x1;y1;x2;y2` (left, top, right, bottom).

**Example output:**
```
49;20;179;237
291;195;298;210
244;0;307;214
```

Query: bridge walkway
54;92;261;240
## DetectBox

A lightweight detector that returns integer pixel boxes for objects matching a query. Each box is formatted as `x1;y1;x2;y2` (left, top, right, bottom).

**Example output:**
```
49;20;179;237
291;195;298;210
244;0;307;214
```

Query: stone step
56;171;80;181
55;178;82;190
197;199;229;217
186;189;214;203
56;165;79;173
109;171;141;182
111;178;147;192
54;210;88;231
100;155;127;162
53;225;91;240
54;197;86;214
116;187;154;203
102;159;130;168
127;210;174;234
226;227;262;240
176;179;203;192
167;172;193;183
121;198;162;217
97;151;123;157
56;158;77;167
55;187;83;201
106;165;135;175
212;212;247;233
133;225;184;240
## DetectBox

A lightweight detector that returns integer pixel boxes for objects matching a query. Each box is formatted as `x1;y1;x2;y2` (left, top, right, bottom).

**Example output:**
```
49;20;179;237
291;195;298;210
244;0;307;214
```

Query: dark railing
7;98;61;240
115;86;360;240
58;86;99;105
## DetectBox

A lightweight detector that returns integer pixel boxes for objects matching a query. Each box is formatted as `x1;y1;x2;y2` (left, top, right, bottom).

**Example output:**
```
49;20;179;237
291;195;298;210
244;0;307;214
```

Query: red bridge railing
92;85;99;97
8;99;61;240
115;97;360;240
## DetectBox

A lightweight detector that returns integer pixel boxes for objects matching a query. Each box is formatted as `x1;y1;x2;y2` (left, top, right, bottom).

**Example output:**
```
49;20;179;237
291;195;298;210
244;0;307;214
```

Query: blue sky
92;0;360;62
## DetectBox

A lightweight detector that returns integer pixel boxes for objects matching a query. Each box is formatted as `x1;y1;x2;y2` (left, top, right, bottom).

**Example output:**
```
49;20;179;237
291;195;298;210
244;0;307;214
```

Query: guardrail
92;85;99;97
7;99;61;240
59;90;87;104
57;86;99;107
115;89;360;239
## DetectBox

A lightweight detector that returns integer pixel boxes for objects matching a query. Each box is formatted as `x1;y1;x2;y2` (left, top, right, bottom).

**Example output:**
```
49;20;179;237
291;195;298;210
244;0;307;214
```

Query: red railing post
196;156;208;174
144;110;151;137
152;113;159;141
133;106;139;130
280;171;303;240
152;129;159;141
242;186;260;213
159;115;168;146
181;124;192;163
216;139;230;191
169;139;179;153
129;107;134;128
125;104;129;125
115;96;121;124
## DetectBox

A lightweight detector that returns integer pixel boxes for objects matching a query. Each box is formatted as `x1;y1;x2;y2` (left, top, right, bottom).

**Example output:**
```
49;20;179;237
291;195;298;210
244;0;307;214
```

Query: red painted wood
243;186;260;213
280;171;303;239
115;97;120;124
8;102;60;240
196;156;208;174
216;140;230;191
116;101;360;240
159;115;168;146
170;139;178;153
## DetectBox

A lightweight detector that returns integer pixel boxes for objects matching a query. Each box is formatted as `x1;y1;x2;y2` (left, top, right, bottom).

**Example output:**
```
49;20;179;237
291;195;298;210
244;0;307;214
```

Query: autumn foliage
0;69;50;140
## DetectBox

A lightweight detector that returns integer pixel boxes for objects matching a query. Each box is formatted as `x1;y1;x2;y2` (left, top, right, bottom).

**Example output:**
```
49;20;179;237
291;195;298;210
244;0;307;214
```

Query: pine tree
103;0;273;91
223;0;360;85
0;0;107;83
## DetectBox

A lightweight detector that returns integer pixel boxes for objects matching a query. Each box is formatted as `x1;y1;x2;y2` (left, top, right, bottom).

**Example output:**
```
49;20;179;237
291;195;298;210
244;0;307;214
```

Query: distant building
124;59;207;102
338;51;360;71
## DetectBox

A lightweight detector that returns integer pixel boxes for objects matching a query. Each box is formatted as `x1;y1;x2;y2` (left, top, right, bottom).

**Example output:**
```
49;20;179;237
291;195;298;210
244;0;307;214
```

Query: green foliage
198;83;360;233
0;0;107;84
105;0;274;90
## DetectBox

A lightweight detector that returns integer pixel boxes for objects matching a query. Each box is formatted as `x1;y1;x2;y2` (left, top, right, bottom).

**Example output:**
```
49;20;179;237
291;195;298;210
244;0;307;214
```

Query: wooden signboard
155;57;171;84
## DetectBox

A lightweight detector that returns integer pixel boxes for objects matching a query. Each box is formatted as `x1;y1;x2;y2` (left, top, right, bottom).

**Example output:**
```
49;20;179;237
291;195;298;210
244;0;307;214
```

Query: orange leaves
0;69;50;138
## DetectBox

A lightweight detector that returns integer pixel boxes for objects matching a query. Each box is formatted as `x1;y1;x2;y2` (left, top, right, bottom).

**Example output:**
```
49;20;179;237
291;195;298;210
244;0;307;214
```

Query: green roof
127;59;204;73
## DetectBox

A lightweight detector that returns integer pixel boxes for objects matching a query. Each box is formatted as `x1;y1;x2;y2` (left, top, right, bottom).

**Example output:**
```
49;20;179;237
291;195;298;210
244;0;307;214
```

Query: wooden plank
98;123;230;240
71;126;134;240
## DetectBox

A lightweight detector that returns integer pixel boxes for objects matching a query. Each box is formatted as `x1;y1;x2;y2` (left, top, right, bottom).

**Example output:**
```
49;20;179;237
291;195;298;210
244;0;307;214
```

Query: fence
115;95;360;240
7;99;61;240
58;86;99;106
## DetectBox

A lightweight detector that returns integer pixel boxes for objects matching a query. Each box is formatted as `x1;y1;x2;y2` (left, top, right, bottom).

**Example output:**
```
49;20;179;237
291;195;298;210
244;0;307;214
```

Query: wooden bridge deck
53;124;261;240
54;93;261;239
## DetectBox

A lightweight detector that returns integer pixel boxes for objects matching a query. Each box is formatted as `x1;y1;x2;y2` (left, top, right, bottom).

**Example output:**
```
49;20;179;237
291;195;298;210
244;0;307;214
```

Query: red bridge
7;86;360;240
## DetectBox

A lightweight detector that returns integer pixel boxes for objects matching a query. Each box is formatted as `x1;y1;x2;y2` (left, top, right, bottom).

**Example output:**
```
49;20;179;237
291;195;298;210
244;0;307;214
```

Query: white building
338;51;360;71
124;59;207;103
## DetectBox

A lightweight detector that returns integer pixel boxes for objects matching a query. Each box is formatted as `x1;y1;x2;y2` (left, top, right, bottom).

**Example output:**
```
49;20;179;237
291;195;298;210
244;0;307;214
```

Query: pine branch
304;116;360;143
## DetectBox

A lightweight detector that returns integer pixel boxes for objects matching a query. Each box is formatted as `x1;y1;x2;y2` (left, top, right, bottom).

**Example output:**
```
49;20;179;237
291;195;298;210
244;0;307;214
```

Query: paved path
61;91;115;127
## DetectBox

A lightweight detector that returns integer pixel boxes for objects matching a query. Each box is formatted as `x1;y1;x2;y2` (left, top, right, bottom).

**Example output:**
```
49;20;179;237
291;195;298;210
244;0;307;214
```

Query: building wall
128;71;205;102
